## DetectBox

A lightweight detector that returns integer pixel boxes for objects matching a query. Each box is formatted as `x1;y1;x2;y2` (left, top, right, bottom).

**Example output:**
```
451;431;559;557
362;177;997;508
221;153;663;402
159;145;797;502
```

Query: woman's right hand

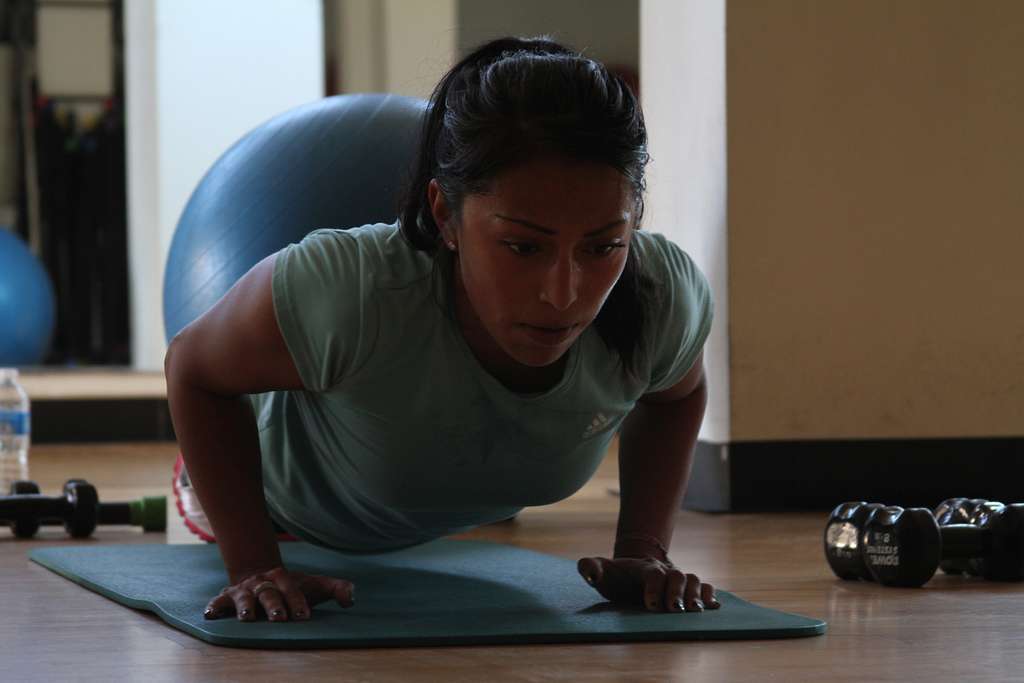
203;566;356;622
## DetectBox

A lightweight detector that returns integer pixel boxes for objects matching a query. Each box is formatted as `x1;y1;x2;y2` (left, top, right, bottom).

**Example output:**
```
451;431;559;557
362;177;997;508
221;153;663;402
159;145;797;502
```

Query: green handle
128;496;167;532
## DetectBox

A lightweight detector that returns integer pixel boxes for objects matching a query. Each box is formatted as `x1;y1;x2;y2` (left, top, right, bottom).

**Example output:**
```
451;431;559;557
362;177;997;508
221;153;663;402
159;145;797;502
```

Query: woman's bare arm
164;253;303;582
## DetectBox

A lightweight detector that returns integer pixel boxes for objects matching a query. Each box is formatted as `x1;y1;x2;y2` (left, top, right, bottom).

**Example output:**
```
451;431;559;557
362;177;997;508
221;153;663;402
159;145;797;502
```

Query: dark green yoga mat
30;540;826;648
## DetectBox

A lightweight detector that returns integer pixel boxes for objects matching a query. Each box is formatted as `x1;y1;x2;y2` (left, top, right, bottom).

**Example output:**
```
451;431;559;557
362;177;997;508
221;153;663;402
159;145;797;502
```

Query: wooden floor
2;441;1022;682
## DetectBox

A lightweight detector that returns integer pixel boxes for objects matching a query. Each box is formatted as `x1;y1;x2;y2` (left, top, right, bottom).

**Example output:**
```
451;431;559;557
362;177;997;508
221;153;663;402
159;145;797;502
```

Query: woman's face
429;157;636;372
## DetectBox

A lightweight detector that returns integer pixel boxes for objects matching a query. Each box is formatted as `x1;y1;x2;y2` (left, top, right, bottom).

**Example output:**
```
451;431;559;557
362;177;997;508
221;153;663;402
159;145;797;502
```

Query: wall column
125;0;324;369
640;0;729;444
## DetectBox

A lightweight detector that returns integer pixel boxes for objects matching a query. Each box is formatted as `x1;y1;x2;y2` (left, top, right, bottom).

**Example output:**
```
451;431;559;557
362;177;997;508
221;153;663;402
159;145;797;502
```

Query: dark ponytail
398;36;658;378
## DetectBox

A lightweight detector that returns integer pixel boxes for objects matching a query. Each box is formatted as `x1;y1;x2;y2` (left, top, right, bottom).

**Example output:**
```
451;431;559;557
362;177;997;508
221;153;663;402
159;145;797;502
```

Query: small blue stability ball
162;93;427;342
0;229;57;365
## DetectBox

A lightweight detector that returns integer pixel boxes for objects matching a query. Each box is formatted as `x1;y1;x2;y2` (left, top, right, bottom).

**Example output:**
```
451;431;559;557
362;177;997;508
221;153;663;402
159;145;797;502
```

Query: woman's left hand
577;556;721;613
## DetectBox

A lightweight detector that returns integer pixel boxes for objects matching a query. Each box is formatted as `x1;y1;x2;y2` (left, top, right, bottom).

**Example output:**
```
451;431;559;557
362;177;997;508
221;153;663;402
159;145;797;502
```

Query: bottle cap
0;368;18;382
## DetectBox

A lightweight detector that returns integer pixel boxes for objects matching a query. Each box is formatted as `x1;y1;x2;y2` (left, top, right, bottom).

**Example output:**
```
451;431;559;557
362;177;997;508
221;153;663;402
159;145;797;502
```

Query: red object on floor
172;453;296;543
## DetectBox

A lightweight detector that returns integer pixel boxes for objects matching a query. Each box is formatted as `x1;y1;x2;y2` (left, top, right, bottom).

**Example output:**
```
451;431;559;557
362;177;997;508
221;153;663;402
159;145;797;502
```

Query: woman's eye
591;243;626;257
502;241;539;256
500;241;625;257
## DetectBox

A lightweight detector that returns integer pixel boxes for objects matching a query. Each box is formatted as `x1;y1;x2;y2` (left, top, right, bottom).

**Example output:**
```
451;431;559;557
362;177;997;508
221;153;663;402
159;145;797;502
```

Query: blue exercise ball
0;229;57;365
162;93;427;342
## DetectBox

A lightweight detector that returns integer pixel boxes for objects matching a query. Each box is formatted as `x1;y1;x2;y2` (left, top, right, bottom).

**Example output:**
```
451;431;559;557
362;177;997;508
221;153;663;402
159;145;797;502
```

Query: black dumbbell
824;501;887;580
0;479;166;539
6;480;43;537
827;502;1024;587
933;498;998;575
963;502;1018;579
9;480;40;495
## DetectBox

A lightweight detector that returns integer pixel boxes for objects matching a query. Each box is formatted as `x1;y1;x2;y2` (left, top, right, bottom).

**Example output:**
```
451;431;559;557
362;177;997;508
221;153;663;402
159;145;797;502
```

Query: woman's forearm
166;367;283;583
614;380;708;560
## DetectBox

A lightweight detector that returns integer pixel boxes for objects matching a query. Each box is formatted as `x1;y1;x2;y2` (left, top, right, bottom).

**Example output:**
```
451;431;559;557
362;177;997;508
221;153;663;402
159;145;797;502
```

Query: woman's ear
427;180;457;249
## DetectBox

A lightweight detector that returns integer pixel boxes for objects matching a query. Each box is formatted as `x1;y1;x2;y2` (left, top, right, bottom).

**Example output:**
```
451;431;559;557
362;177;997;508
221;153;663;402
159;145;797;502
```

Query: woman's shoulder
287;222;434;288
297;221;404;256
627;229;714;394
630;229;703;287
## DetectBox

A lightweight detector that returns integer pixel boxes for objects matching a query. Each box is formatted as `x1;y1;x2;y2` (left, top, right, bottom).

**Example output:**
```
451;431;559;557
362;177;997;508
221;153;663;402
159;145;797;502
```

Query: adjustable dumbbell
823;501;887;581
961;501;1017;579
1;479;166;539
825;501;1024;587
827;500;978;582
933;498;999;576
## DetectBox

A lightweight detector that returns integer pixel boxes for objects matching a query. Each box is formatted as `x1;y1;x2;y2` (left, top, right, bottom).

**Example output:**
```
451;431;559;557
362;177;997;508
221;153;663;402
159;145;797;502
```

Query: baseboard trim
683;437;1024;512
29;399;1024;511
32;399;175;443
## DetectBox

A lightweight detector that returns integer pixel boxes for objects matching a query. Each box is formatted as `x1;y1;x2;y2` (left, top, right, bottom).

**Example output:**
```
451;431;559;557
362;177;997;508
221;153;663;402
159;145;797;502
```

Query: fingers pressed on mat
301;575;355;608
230;587;257;622
578;557;617;601
683;573;704;612
662;568;687;613
255;585;288;621
642;564;668;612
577;557;603;587
579;557;646;605
701;582;721;609
331;578;355;607
203;592;235;620
282;589;309;618
276;579;310;620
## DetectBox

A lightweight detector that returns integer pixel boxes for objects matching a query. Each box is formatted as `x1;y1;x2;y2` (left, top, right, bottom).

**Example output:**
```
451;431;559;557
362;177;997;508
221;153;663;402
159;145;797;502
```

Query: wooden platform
2;440;1022;681
16;368;167;400
14;368;174;443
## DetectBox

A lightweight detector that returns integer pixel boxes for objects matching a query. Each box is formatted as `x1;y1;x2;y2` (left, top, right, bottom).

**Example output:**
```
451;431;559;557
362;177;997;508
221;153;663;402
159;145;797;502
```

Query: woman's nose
539;256;579;311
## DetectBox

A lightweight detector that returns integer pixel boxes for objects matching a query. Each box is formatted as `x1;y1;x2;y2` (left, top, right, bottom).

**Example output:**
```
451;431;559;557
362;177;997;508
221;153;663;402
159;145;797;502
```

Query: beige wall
458;0;638;69
331;0;633;99
332;0;457;99
727;0;1024;440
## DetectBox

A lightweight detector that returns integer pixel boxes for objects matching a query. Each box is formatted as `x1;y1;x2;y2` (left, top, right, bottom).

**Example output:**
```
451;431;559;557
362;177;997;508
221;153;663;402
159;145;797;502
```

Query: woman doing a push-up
165;36;718;623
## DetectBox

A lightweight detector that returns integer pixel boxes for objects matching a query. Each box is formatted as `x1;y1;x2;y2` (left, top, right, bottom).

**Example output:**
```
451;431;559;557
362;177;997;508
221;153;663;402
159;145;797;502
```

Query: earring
446;241;457;251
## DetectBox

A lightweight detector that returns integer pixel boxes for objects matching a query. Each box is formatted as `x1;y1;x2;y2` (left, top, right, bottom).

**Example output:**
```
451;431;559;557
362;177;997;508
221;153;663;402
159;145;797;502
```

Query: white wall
126;0;324;370
640;0;729;443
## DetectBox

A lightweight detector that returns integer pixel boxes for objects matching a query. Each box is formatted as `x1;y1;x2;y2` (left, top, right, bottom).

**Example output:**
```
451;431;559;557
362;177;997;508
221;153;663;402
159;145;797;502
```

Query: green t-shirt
249;222;712;553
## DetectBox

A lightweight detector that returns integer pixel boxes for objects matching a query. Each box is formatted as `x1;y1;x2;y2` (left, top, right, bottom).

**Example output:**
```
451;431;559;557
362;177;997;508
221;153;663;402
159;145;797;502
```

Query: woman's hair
398;36;659;378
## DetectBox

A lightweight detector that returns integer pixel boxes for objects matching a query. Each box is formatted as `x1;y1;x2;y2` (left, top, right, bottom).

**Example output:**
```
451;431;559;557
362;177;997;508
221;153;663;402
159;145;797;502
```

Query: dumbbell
1;479;166;539
933;498;999;575
962;501;1016;579
823;501;887;580
827;500;981;581
825;501;1024;587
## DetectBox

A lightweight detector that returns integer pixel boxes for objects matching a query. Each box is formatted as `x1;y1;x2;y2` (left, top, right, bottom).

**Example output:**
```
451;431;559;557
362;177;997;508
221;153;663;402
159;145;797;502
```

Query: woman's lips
520;323;577;347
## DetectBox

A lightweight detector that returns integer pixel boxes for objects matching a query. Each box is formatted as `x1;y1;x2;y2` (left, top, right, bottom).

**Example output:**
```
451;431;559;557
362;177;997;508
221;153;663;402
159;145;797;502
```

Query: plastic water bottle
0;368;31;492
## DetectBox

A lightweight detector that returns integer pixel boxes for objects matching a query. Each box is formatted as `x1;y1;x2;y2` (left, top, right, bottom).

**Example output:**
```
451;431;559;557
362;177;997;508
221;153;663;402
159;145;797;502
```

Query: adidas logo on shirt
582;412;612;439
